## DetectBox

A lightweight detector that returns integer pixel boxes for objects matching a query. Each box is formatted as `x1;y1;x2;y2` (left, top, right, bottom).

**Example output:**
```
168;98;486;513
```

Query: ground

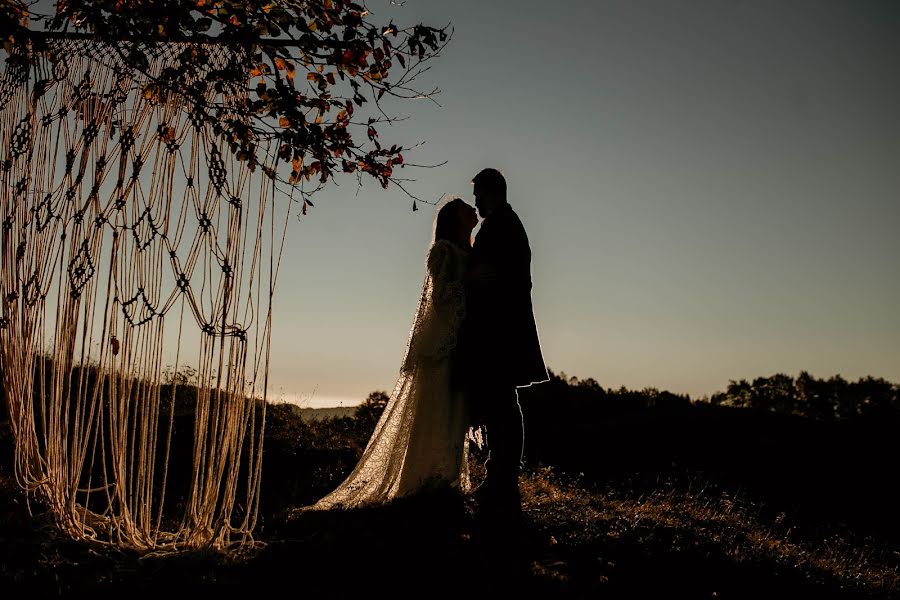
1;465;896;599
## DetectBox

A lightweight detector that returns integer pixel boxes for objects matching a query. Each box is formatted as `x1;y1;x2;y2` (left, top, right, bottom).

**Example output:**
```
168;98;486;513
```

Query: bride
308;197;480;510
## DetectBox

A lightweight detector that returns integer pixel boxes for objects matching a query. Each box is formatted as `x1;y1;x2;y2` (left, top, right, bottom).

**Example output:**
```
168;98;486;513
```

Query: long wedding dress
309;239;473;510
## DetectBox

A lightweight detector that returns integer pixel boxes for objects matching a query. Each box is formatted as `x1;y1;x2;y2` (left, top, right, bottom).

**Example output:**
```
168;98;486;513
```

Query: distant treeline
514;369;900;421
707;372;899;420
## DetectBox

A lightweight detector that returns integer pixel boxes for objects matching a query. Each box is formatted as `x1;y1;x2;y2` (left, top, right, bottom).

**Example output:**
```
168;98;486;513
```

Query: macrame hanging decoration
0;36;289;550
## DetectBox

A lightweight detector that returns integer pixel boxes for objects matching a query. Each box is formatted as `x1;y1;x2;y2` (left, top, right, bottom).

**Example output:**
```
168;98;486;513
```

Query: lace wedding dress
309;239;473;510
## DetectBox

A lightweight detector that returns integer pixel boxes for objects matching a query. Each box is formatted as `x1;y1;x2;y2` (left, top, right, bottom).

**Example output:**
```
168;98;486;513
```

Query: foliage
353;388;388;430
521;369;900;422
709;371;899;420
0;1;29;38
3;0;450;204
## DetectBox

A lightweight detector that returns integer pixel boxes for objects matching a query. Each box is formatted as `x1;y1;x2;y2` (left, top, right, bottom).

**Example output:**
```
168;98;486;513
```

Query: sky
253;1;900;407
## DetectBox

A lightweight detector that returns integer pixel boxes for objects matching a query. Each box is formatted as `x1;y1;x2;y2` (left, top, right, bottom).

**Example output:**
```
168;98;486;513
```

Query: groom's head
472;168;507;219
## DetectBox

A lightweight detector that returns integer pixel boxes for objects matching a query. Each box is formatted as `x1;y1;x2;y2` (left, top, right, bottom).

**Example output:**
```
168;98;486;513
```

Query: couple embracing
310;168;548;523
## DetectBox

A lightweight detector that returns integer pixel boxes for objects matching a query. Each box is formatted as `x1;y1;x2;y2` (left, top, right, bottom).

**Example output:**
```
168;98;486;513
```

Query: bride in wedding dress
309;198;480;510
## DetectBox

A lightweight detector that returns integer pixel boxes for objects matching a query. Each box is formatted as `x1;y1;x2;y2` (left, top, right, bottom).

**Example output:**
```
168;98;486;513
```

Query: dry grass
520;466;900;597
2;464;898;599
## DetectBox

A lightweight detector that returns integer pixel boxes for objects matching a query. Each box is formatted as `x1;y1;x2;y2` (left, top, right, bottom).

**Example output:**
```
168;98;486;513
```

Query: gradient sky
264;0;900;407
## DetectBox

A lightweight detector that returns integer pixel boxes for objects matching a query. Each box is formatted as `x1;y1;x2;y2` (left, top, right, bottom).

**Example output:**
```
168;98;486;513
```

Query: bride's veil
308;198;470;510
399;195;464;372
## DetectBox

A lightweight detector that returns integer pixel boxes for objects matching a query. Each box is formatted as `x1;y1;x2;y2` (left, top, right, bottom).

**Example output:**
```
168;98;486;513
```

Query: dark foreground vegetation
1;368;898;599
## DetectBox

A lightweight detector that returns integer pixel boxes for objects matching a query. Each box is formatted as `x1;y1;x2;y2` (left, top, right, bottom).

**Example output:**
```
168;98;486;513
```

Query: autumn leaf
26;1;451;199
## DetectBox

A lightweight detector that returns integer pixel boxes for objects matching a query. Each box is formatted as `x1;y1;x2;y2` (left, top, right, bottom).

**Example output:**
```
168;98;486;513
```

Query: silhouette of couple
310;168;547;524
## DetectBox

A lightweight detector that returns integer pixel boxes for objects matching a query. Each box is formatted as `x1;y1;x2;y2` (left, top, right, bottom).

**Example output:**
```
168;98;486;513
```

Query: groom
457;168;548;522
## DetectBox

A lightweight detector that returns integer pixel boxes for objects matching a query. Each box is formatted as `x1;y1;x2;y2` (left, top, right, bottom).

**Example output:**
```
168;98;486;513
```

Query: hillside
1;464;896;599
0;370;898;598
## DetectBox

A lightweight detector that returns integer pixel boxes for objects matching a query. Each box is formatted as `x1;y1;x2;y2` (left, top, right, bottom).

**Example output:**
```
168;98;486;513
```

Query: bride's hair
433;197;467;244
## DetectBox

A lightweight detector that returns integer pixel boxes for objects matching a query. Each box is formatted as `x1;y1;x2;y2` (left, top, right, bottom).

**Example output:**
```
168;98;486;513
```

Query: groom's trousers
479;384;524;504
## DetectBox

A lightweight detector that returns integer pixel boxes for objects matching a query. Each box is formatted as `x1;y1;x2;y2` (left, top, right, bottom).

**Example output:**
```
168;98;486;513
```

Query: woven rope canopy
0;35;290;550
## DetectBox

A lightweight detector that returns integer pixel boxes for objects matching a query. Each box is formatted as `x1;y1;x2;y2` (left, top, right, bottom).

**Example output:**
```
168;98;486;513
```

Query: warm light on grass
520;467;900;596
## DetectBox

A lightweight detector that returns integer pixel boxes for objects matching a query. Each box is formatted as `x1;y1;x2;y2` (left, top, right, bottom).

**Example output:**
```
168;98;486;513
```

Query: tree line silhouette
509;369;900;422
708;372;898;420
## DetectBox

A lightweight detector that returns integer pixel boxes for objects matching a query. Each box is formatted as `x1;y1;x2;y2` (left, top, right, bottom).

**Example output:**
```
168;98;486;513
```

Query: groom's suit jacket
458;202;548;388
